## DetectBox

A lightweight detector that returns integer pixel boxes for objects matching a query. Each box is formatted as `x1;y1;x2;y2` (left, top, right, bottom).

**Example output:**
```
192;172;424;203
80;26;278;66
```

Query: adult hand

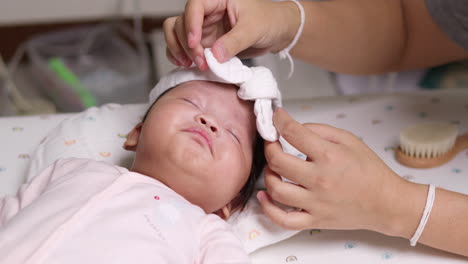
162;0;300;70
258;108;413;235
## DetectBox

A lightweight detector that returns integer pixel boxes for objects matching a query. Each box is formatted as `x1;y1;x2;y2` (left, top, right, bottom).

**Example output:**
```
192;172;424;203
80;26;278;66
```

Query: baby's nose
197;115;219;134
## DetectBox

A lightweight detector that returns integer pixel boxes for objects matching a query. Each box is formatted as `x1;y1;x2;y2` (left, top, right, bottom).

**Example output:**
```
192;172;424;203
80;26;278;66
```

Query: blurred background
1;0;467;116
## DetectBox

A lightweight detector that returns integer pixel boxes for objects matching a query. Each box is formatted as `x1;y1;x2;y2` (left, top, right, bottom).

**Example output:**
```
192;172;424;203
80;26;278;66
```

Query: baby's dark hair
142;90;265;212
232;133;265;211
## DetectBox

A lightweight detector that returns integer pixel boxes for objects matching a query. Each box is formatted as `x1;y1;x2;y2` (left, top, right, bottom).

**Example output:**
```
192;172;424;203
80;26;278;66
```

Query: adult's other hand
163;0;300;70
258;108;412;236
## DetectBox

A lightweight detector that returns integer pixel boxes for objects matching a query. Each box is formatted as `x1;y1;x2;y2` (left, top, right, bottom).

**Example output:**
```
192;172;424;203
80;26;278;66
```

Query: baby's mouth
183;128;213;154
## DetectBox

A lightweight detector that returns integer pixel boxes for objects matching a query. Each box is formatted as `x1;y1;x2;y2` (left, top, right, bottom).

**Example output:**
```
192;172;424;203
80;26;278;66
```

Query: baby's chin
132;156;240;220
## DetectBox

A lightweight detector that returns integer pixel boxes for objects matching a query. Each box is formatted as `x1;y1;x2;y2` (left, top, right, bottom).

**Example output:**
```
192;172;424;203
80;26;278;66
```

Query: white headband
149;49;282;141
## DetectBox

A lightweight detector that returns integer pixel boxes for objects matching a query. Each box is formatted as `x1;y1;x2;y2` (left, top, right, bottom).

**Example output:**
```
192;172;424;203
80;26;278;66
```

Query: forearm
284;0;468;75
385;181;468;257
284;0;405;75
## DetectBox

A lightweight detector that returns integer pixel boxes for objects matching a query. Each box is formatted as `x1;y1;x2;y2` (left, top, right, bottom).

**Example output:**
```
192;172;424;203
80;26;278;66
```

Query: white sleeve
197;214;250;264
0;158;78;227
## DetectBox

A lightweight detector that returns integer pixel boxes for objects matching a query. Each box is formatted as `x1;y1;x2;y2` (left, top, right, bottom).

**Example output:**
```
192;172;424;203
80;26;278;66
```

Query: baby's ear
123;123;143;151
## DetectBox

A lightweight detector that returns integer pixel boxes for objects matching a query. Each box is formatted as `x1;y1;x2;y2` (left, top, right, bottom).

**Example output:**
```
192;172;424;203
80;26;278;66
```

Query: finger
165;48;182;67
257;191;314;230
163;17;192;67
184;0;218;70
303;123;356;145
263;167;312;210
173;17;190;59
211;20;258;63
264;141;317;187
174;16;207;69
184;0;220;49
273;108;335;161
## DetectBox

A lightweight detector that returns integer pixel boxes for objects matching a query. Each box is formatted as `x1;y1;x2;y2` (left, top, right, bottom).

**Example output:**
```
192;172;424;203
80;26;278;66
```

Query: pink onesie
0;158;250;264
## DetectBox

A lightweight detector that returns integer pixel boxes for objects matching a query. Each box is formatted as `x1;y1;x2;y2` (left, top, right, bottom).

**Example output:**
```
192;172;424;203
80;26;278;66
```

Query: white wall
254;54;337;99
0;0;186;25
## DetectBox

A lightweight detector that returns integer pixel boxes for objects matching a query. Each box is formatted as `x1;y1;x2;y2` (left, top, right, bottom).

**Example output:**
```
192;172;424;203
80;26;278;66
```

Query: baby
125;79;266;218
0;50;281;263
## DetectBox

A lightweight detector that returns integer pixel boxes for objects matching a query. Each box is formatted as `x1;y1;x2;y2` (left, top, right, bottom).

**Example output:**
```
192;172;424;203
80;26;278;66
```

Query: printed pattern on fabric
1;92;468;263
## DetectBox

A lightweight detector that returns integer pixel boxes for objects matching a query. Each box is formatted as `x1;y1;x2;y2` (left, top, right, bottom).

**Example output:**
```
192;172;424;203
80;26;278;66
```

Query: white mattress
1;91;468;263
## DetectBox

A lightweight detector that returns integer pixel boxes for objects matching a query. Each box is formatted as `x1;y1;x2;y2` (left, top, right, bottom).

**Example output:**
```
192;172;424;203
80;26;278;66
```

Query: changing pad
1;90;468;263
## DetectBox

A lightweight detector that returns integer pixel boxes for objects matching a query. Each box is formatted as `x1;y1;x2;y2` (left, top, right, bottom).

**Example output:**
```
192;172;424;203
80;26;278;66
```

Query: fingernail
212;44;226;62
194;56;204;69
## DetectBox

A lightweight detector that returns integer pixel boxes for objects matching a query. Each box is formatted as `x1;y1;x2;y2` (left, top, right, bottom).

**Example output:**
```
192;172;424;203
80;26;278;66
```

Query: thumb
211;21;259;63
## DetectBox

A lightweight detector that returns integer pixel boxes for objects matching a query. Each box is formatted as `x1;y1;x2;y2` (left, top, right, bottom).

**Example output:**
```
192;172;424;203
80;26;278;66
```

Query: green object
420;60;468;89
48;57;96;107
419;65;449;90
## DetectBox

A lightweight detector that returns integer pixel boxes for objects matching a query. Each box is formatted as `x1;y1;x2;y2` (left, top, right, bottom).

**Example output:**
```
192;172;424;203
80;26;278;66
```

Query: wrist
270;1;302;53
377;180;428;239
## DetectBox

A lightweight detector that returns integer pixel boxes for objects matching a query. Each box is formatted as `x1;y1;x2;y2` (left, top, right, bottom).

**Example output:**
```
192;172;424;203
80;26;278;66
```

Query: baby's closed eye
227;128;241;144
181;98;199;108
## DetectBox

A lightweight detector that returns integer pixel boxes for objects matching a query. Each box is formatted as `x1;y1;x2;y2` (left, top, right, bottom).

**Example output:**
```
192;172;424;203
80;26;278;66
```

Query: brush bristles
400;122;458;159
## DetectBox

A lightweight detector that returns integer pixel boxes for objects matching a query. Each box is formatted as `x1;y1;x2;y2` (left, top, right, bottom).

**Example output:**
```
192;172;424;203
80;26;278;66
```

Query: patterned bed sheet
0;113;73;196
1;90;467;263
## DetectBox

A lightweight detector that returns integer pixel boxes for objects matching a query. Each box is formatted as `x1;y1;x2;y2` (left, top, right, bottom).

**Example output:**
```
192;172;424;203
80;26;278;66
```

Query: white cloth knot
149;48;282;141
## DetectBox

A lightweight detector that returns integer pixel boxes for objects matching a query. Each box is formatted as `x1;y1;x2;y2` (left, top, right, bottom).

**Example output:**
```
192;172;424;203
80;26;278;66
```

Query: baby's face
132;81;257;214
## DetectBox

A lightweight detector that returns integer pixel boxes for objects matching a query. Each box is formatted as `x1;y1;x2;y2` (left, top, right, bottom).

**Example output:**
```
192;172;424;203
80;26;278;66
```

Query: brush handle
455;133;468;152
396;133;468;169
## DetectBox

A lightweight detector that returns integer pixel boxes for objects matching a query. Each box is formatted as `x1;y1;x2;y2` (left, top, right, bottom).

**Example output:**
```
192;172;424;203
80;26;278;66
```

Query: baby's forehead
167;81;248;106
176;80;237;93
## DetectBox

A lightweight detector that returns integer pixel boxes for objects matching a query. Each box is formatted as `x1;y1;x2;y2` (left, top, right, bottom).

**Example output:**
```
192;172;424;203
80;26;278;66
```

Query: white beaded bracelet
410;184;436;246
278;0;305;79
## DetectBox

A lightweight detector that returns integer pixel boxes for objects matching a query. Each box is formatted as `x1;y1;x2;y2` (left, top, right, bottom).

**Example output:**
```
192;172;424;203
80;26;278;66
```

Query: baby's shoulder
41;158;127;186
197;213;235;235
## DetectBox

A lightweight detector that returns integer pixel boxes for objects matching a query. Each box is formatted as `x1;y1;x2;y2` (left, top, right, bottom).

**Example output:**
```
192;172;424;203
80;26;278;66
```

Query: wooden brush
396;122;468;168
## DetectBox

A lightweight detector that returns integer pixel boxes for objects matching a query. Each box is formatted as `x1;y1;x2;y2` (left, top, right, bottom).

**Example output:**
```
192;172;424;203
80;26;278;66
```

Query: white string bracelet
278;0;305;79
410;184;436;246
